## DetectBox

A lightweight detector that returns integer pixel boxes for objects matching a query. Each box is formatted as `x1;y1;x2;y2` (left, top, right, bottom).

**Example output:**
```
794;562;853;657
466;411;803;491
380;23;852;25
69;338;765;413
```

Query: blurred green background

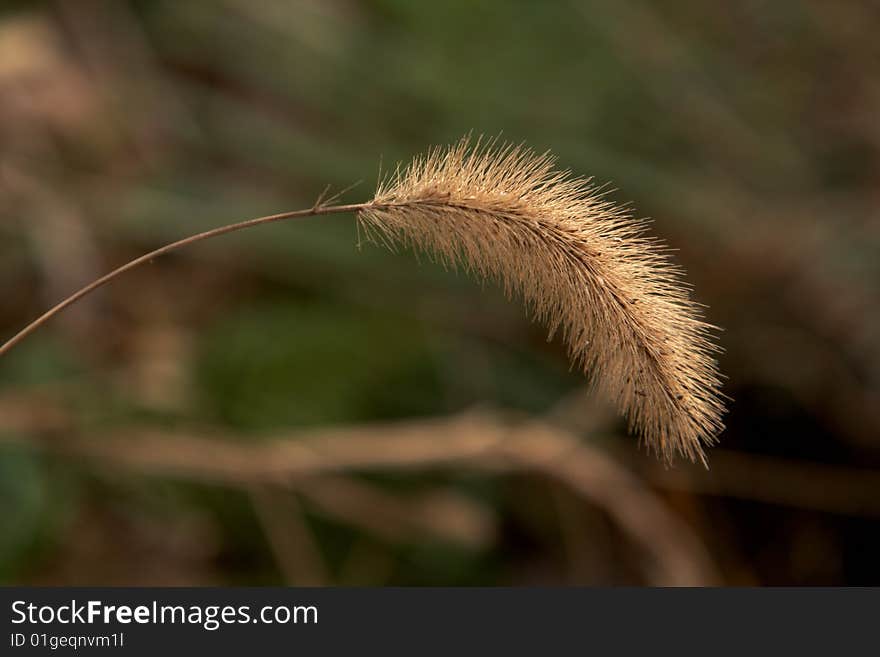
1;0;878;585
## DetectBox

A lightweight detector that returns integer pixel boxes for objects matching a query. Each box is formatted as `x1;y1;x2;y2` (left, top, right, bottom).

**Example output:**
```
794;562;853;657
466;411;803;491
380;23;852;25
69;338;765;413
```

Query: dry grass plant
1;137;725;461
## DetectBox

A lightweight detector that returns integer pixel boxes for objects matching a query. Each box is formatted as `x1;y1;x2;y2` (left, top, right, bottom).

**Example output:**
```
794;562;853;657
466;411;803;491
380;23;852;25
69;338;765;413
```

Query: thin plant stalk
0;202;369;359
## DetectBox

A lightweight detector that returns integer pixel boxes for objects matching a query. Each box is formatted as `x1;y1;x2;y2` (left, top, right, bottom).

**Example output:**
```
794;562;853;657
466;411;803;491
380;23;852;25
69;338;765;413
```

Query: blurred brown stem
4;411;718;585
249;485;329;586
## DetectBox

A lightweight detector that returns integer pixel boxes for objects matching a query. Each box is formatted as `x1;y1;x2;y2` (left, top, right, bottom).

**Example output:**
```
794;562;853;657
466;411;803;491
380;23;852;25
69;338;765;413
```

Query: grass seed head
359;137;726;463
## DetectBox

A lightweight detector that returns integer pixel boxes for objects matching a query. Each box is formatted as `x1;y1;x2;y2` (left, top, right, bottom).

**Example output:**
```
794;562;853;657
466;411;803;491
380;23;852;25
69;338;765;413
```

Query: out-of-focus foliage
1;0;878;585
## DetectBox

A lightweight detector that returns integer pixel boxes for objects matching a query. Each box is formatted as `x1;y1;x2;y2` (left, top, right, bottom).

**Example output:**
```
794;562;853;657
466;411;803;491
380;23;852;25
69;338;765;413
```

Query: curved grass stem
0;201;370;358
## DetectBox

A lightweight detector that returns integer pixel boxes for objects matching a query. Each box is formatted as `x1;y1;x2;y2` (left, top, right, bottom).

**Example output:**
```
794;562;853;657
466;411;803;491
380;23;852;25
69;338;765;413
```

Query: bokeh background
1;0;879;586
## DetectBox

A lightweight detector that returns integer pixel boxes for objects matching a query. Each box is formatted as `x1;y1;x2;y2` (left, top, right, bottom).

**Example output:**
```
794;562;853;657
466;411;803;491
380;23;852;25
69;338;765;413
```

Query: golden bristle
358;137;726;463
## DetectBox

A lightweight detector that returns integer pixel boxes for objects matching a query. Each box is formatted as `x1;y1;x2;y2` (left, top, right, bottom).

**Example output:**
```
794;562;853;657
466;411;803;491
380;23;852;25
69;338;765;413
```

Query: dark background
1;0;878;585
